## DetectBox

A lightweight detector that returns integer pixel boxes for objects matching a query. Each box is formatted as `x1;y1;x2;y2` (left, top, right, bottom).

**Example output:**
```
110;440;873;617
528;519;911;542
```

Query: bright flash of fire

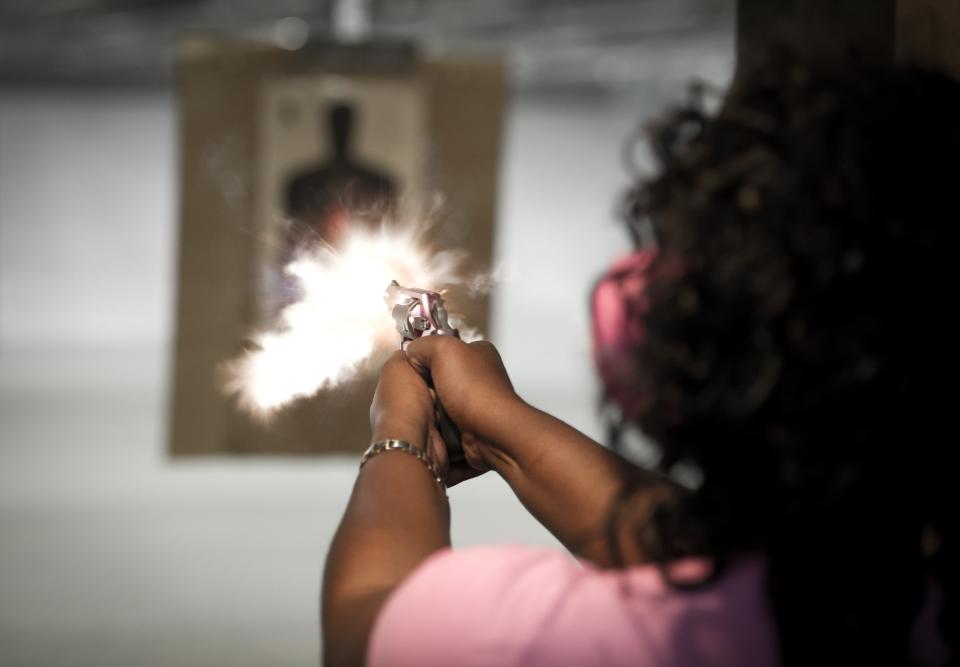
222;220;474;416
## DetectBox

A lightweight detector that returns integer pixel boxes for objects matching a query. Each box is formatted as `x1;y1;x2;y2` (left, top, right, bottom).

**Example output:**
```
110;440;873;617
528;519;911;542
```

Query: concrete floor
0;345;561;666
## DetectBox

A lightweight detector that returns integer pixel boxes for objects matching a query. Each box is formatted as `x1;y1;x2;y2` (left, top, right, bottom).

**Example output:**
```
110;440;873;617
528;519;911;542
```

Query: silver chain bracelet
360;439;445;489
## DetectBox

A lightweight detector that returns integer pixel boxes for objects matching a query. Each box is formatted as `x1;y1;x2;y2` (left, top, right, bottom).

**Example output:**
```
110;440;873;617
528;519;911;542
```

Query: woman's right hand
404;336;522;473
407;335;647;566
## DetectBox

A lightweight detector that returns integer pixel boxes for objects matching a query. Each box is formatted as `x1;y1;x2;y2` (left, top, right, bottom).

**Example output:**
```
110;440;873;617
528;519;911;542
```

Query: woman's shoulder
367;545;585;667
367;545;778;667
398;543;587;593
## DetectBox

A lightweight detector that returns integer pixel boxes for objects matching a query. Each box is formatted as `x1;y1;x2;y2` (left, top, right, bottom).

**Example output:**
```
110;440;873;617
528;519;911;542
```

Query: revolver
384;280;463;462
385;280;460;346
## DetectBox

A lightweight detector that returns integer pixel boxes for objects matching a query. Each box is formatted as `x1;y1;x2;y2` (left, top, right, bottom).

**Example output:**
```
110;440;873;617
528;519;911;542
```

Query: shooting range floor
0;345;561;667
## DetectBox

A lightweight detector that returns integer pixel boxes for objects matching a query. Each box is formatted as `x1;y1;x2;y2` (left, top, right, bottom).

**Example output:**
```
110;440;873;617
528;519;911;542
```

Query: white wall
0;90;176;347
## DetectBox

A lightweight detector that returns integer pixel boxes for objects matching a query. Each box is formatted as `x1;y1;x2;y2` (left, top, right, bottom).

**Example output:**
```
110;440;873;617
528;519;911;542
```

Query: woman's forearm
322;449;449;667
480;398;658;566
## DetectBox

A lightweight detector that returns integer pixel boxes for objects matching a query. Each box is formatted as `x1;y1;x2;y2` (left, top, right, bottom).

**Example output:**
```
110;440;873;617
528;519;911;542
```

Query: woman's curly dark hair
623;59;957;665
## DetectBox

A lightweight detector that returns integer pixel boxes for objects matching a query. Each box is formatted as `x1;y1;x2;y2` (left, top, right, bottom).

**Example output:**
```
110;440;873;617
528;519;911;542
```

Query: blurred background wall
0;1;734;664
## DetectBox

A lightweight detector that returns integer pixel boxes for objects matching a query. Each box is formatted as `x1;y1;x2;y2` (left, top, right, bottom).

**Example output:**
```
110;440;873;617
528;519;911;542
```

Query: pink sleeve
367;545;584;667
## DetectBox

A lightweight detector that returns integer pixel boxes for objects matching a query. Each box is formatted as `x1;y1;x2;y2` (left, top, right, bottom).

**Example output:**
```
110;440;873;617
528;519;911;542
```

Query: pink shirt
368;546;779;667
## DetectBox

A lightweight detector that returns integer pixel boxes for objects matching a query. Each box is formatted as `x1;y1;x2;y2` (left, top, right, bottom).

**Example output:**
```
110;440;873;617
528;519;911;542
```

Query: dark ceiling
0;0;735;89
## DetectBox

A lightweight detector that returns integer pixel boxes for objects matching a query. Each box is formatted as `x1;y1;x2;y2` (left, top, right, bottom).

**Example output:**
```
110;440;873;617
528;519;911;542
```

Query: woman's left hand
370;351;483;487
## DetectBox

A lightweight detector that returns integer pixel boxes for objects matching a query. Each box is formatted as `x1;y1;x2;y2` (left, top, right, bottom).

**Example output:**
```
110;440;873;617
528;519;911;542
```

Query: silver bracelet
360;439;445;489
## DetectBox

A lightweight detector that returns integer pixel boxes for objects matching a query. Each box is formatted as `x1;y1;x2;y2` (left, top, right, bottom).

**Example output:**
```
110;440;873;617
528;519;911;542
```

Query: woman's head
619;59;957;663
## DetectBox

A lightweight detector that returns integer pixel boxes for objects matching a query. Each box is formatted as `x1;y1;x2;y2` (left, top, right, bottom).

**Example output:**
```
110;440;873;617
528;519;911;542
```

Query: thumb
404;335;464;377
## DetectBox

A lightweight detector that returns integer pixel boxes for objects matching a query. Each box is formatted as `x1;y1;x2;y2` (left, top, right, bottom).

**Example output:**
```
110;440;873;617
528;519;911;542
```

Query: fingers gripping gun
385;281;464;462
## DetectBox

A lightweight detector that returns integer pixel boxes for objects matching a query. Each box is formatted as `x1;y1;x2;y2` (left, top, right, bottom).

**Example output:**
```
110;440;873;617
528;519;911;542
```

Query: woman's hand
370;350;481;486
404;337;523;475
370;350;447;471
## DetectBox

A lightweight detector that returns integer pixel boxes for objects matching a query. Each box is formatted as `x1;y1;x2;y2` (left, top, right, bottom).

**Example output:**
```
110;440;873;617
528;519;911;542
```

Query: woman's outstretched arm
322;353;451;667
405;337;671;567
481;398;656;565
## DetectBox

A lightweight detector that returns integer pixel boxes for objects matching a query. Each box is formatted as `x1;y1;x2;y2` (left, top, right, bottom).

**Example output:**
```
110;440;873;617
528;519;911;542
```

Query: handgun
384;280;463;462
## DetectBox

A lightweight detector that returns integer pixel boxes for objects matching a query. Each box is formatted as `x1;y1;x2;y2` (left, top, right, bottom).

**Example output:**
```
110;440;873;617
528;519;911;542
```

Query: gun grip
435;399;464;463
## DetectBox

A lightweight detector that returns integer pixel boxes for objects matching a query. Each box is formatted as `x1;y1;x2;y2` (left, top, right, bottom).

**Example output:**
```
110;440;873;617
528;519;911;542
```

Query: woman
322;61;956;666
